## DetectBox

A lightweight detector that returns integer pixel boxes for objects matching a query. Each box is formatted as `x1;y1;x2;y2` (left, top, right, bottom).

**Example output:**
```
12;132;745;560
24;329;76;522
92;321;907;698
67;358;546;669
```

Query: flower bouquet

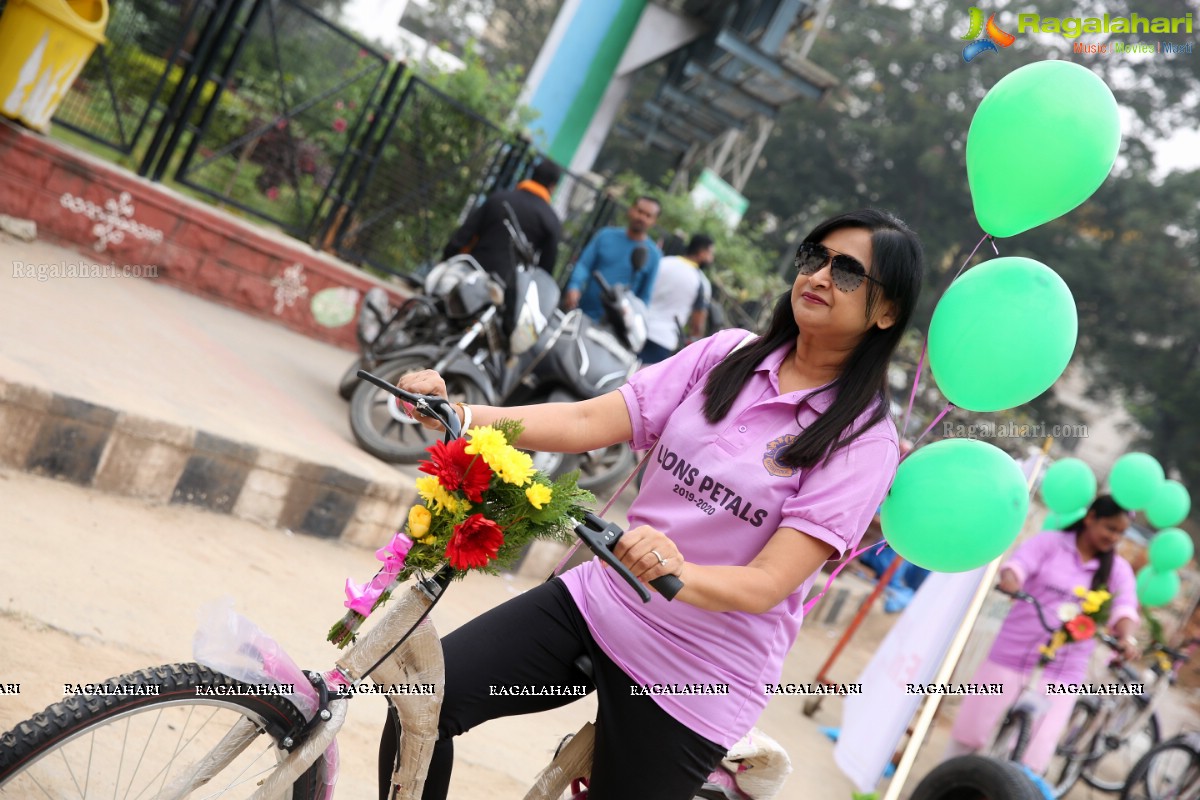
328;419;594;648
1039;586;1113;661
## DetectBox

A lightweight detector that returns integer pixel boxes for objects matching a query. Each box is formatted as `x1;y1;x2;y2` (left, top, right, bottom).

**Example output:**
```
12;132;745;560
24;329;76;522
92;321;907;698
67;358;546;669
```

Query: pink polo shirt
558;328;900;747
987;529;1138;681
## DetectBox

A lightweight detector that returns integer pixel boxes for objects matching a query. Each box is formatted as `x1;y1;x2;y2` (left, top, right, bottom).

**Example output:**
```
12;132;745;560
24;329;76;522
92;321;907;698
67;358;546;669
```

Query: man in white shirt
640;234;714;364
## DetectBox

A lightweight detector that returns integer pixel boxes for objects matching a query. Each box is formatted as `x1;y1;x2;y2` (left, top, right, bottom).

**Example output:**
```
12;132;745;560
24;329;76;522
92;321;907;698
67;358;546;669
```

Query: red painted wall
0;120;411;350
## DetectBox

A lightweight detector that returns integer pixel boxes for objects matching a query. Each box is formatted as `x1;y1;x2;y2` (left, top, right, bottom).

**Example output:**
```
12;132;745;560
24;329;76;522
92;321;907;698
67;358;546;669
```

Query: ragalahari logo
960;7;1017;62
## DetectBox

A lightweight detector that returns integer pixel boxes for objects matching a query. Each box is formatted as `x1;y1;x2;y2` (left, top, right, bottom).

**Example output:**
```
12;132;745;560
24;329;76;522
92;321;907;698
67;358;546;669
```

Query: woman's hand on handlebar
996;568;1021;596
1114;636;1140;663
395;370;459;431
613;525;685;594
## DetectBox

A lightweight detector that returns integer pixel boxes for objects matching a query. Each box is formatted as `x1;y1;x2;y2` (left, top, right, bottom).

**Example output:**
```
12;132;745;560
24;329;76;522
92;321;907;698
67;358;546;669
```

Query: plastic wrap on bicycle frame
722;727;793;800
336;580;445;800
524;722;595;800
193;597;318;720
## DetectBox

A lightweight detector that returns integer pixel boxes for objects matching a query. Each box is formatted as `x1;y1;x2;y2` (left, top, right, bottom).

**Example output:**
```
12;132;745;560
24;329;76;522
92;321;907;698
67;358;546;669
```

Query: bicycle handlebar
999;587;1127;655
573;512;684;603
357;370;462;440
1000;588;1059;634
355;373;683;604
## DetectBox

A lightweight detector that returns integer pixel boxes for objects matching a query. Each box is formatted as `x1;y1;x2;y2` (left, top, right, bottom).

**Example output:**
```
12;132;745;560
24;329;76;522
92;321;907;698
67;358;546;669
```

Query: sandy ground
0;467;930;799
4;469;1200;798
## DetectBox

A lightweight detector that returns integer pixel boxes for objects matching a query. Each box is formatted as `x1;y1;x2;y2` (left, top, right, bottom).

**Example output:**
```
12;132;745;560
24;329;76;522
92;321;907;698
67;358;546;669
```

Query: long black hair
1066;494;1127;591
701;209;924;469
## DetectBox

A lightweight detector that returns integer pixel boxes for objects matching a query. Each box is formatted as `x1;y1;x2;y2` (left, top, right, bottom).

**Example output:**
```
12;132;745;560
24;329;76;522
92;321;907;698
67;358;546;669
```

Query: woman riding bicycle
388;209;924;800
943;494;1142;774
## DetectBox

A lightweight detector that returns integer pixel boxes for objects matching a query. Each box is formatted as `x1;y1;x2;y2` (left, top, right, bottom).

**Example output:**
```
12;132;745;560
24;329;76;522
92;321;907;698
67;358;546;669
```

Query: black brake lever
356;370;461;439
573;512;683;603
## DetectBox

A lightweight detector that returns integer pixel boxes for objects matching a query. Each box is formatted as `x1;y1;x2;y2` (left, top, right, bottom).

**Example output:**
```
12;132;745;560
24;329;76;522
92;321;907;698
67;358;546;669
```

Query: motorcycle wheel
531;450;581;481
576;444;637;495
338;357;363;400
349;355;486;463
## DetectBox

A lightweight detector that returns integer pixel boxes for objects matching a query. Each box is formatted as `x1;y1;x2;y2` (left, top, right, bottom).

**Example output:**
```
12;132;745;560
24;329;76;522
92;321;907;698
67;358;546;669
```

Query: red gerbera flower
420;438;492;501
1065;615;1096;642
446;514;504;570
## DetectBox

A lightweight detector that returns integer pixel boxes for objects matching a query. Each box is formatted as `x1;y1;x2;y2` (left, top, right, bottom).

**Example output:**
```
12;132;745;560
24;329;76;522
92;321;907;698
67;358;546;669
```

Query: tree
402;0;562;74
595;0;1200;505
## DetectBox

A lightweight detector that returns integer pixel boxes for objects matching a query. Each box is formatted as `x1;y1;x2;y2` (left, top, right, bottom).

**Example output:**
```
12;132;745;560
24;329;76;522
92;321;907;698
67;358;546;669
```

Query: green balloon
1040;458;1097;514
882;438;1029;572
1044;507;1086;531
928;257;1078;412
1136;567;1180;608
1148;528;1194;572
967;60;1121;238
1108;453;1165;511
1145;480;1191;529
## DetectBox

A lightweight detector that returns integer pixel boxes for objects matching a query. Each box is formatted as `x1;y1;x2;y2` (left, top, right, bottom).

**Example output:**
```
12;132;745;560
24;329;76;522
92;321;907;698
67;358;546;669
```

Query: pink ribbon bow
343;533;414;616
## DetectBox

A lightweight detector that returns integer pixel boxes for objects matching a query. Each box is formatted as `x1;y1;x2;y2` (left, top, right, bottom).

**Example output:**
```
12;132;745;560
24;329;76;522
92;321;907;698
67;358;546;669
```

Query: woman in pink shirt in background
386;209;924;800
944;494;1141;774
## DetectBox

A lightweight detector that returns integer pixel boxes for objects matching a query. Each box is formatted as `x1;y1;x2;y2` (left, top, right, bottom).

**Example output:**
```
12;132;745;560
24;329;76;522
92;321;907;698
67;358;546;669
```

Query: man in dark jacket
443;160;563;290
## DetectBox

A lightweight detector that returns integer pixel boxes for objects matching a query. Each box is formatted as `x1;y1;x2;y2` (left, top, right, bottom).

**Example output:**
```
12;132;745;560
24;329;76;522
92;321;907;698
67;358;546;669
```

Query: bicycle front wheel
987;709;1033;763
0;663;323;799
1121;738;1200;800
1044;699;1097;798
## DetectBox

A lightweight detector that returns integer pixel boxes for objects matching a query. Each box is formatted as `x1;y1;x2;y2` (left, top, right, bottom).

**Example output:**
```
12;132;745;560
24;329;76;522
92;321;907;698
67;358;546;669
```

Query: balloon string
900;342;927;440
900;232;993;440
953;232;996;281
804;539;889;614
904;402;956;459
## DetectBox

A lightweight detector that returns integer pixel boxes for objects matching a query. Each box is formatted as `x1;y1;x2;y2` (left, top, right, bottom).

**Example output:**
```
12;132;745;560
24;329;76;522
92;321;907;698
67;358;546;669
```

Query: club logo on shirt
763;435;799;477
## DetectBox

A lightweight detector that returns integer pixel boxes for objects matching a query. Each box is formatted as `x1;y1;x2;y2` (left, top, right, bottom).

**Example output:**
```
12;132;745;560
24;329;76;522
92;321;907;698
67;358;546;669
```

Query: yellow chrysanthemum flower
415;476;464;514
1081;589;1111;614
525;483;553;509
420;535;437;546
465;427;536;484
1074;586;1088;598
464;426;509;459
490;446;536;486
407;505;432;538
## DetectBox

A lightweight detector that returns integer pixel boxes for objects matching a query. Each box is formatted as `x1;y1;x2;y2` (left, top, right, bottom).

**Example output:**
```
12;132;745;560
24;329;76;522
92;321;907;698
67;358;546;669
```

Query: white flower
1057;602;1082;623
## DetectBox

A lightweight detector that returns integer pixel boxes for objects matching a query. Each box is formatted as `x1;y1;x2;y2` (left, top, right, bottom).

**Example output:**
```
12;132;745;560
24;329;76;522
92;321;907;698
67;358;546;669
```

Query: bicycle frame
1066;640;1200;781
988;590;1122;765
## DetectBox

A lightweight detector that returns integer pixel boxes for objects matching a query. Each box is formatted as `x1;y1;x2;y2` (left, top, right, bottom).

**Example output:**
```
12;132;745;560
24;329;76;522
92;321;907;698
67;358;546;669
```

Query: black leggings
377;578;726;800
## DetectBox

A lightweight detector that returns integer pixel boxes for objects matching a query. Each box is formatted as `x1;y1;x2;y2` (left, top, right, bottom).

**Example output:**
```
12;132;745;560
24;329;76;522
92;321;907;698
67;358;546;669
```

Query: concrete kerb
0;378;415;544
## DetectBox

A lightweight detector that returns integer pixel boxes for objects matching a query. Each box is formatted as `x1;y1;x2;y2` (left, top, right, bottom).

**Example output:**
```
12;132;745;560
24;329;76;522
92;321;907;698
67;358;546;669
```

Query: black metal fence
323;75;530;277
39;0;615;281
51;0;218;156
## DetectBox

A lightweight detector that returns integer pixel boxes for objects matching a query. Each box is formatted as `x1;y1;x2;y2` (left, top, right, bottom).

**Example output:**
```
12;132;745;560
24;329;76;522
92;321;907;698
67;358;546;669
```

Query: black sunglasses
794;241;883;293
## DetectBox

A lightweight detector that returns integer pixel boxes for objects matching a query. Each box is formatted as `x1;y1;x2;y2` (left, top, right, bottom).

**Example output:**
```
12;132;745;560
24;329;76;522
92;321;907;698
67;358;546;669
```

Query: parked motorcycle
348;216;640;494
336;271;476;400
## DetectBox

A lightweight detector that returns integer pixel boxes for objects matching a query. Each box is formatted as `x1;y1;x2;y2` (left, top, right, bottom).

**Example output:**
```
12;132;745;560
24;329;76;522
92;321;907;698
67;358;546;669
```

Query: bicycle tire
910;754;1044;800
1082;699;1161;793
1044;698;1098;798
1121;737;1200;800
987;708;1034;764
0;663;322;799
349;355;486;463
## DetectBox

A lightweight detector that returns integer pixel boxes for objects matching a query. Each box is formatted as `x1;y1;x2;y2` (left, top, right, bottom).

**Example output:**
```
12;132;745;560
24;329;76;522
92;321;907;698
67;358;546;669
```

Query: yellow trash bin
0;0;108;132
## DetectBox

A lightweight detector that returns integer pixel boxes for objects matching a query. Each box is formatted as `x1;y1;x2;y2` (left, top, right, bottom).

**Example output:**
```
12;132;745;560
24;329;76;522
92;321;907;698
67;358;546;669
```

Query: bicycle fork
336;576;448;800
